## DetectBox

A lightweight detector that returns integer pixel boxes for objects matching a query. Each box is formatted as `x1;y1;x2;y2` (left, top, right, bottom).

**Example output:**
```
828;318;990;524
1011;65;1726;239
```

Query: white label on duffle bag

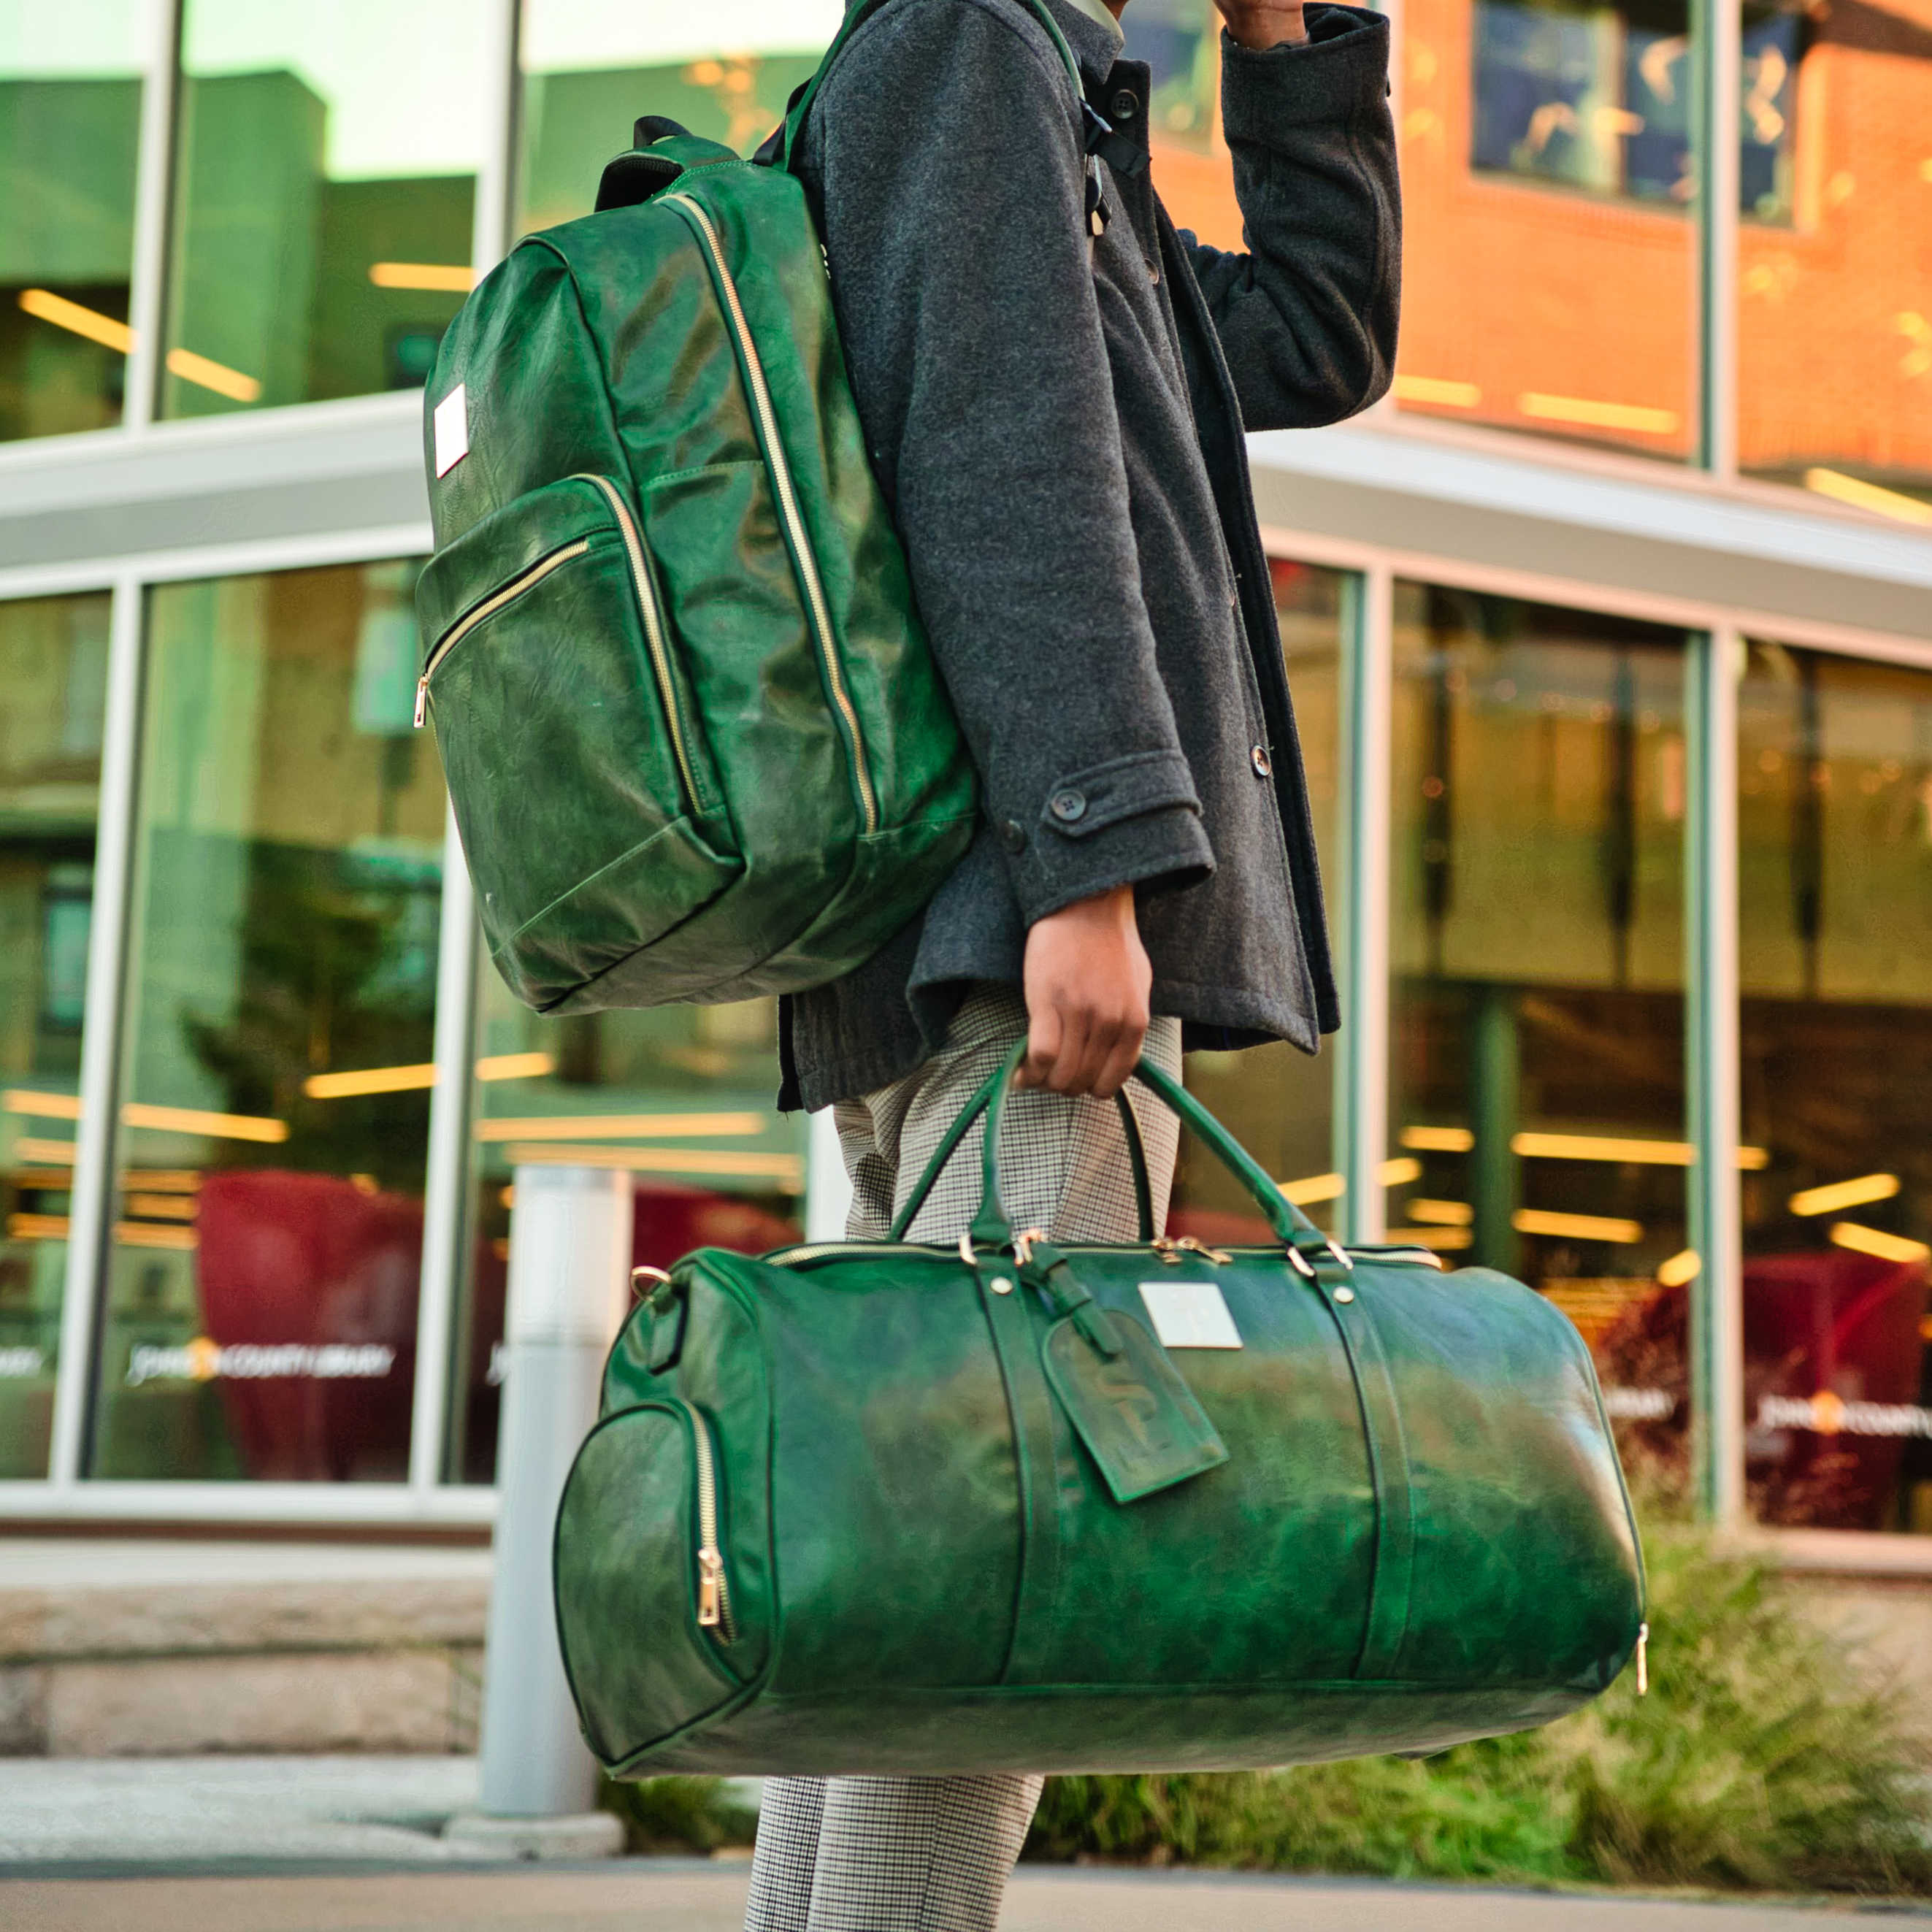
1138;1280;1243;1349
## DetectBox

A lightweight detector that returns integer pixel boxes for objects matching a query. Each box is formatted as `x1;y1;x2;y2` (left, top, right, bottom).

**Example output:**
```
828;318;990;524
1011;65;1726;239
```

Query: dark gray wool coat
776;0;1400;1111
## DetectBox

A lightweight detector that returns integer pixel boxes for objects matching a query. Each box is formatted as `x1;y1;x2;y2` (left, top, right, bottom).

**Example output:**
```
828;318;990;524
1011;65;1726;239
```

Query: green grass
599;1774;759;1855
1027;1522;1932;1895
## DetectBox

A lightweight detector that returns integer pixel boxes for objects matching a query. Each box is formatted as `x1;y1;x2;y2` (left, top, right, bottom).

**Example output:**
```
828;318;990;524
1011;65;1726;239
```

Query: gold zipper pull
413;676;429;729
697;1546;724;1628
1636;1621;1649;1695
1150;1237;1185;1267
1177;1235;1233;1265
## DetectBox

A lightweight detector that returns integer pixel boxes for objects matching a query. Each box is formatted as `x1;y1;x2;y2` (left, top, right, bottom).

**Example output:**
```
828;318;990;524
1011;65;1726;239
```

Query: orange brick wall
1149;0;1932;485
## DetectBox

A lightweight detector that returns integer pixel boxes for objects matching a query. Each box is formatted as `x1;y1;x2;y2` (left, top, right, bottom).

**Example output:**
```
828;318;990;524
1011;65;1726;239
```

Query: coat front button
1049;788;1087;823
1250;745;1273;779
1000;819;1027;854
1111;88;1139;120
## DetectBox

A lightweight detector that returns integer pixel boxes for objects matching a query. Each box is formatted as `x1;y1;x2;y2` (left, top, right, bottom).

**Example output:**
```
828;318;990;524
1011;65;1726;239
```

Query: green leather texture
554;1045;1647;1777
414;124;977;1012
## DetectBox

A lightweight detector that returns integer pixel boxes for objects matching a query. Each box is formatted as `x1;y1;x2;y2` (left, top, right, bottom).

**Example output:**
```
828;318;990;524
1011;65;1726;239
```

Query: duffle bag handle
888;1048;1154;1243
894;1038;1348;1276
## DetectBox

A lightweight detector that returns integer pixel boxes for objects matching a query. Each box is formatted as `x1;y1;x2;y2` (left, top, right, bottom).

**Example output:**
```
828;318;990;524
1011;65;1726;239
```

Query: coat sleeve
808;0;1215;927
1181;6;1401;430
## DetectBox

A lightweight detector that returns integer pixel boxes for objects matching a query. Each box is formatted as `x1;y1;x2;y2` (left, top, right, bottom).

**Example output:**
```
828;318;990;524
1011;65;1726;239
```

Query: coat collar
1041;0;1127;86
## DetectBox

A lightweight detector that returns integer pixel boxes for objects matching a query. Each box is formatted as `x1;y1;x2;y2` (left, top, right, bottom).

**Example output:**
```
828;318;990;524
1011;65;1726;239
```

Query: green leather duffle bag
411;110;976;1013
553;1043;1647;1776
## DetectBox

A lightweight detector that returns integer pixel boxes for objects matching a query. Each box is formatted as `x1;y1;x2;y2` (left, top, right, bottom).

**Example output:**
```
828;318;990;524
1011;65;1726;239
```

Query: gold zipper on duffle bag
670;1397;738;1643
661;190;879;835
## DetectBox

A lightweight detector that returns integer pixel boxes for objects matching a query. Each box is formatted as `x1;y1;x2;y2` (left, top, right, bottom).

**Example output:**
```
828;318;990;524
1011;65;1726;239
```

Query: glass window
1170;561;1349;1241
1397;0;1699;457
515;3;843;232
161;2;491;419
0;592;111;1478
91;561;445;1481
451;982;804;1484
1738;3;1932;515
1388;583;1693;1471
0;8;145;441
1740;641;1932;1534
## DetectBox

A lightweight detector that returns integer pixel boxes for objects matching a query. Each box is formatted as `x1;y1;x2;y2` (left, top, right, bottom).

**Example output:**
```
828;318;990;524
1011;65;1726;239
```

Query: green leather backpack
411;25;999;1012
554;1043;1647;1776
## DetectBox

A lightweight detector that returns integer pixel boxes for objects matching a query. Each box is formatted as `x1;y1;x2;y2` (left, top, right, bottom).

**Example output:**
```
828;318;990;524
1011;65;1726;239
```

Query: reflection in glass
1389;583;1691;1470
452;978;803;1483
1397;0;1698;456
91;561;444;1480
1739;641;1932;1533
0;9;144;440
0;594;110;1476
1170;561;1348;1241
1739;0;1932;512
515;3;841;231
161;2;489;419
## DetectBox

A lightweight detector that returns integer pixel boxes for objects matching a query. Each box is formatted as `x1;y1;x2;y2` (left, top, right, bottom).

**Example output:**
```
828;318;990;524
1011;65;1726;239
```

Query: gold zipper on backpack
577;473;703;812
672;1398;738;1643
415;539;589;727
661;191;880;836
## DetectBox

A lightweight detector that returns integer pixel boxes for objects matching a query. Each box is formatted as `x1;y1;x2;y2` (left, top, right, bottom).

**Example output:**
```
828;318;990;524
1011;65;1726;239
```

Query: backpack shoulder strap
769;0;1085;175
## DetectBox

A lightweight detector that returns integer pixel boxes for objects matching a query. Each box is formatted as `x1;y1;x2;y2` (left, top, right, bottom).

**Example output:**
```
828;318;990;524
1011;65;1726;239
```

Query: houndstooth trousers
742;986;1182;1932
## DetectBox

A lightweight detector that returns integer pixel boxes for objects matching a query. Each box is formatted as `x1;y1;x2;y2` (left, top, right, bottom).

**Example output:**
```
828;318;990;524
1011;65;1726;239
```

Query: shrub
1027;1524;1932;1895
600;1774;759;1855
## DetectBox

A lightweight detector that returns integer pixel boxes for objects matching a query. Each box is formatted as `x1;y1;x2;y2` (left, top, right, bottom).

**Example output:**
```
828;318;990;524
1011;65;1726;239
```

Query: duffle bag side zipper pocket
675;1395;740;1644
415;537;588;728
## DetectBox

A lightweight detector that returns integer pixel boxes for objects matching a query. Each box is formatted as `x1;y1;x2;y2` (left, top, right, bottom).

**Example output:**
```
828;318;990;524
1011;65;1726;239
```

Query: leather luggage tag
1042;1306;1229;1505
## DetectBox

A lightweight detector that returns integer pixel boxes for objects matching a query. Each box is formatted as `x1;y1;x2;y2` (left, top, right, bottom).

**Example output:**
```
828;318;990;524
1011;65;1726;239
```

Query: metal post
443;1163;629;1858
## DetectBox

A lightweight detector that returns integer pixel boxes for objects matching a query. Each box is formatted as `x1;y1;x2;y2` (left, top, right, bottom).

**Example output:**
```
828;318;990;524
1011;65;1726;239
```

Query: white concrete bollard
444;1162;631;1860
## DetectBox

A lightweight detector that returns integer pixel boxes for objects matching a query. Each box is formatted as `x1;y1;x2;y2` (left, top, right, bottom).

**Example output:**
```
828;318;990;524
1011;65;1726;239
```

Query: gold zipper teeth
677;1399;737;1644
416;538;589;727
663;191;879;836
576;474;702;813
766;1239;1444;1272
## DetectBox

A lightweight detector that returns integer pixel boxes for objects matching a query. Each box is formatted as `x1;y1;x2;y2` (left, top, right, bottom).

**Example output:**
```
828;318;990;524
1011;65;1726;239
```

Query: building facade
0;0;1928;1574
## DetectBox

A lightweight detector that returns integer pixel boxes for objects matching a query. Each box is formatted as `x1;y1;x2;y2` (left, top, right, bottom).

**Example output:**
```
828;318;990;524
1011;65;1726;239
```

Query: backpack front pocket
415;476;738;1009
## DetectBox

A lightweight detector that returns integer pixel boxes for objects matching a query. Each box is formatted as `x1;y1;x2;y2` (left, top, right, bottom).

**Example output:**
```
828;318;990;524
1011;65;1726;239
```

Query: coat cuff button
1049;789;1087;823
1250;745;1273;778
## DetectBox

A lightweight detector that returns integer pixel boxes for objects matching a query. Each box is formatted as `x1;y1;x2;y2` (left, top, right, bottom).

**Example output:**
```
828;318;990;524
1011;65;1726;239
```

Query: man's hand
1018;885;1153;1100
1214;1;1310;47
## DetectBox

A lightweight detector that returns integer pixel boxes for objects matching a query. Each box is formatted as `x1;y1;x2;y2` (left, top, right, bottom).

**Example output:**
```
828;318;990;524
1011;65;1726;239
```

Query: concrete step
1;1541;489;1757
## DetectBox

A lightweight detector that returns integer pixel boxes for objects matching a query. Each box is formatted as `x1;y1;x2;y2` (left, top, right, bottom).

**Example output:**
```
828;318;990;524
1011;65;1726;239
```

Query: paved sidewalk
7;1866;1929;1931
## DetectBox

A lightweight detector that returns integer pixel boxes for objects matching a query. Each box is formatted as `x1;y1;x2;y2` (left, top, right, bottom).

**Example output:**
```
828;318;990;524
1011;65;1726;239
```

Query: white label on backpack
434;383;469;477
1138;1281;1242;1349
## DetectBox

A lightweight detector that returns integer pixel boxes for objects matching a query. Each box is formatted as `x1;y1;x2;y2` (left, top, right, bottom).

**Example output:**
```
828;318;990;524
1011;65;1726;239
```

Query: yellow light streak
1828;1221;1930;1265
1394;373;1481;409
1388;1224;1474;1250
120;1171;202;1193
304;1063;435;1100
1512;1130;1768;1170
18;288;133;353
15;1139;77;1165
1377;1157;1423;1187
7;1212;70;1241
369;261;475;291
1514;1207;1644;1243
1790;1172;1899;1218
1657;1249;1702;1287
1519;393;1679;435
476;1112;767;1143
1400;1124;1474;1153
477;1052;556;1081
1407;1198;1473;1226
164;346;261;403
1279;1171;1346;1206
124;1193;199;1221
121;1103;288;1143
4;1089;83;1119
502;1143;805;1190
12;1170;74;1189
1803;468;1932;526
19;293;261;403
113;1221;199;1251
